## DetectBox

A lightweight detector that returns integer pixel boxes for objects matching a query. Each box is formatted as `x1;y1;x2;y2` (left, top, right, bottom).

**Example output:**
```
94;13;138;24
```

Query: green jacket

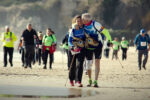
1;32;17;47
42;34;56;50
121;40;129;48
112;41;120;50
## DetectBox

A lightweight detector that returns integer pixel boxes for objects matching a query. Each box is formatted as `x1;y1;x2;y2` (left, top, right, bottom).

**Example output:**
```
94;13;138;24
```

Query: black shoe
143;66;146;70
43;66;46;69
3;65;7;67
139;67;141;71
93;84;99;88
10;63;13;67
24;66;28;69
22;64;24;67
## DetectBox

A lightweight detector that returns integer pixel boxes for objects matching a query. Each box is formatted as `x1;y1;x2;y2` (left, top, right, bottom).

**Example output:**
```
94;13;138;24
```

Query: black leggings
43;50;53;68
122;48;127;60
69;48;85;83
3;47;14;66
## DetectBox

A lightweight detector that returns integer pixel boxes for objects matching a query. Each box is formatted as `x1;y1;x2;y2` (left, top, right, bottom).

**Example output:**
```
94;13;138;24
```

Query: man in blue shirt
134;29;150;70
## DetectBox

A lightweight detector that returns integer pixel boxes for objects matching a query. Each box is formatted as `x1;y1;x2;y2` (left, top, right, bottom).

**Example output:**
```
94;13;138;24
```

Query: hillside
0;0;150;42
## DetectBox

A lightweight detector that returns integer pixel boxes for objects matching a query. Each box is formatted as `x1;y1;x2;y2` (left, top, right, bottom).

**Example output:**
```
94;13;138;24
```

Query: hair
47;28;55;34
72;15;81;24
82;13;92;21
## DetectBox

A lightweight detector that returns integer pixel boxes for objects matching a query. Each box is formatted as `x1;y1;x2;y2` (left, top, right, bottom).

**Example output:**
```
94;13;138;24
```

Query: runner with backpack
134;29;150;70
42;28;57;69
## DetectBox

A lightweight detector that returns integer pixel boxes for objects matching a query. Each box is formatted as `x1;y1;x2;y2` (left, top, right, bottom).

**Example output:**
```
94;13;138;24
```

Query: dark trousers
21;48;25;66
69;48;85;83
104;48;110;58
43;50;53;68
38;49;43;65
3;47;14;67
138;49;148;68
122;48;127;60
24;45;35;67
112;50;118;60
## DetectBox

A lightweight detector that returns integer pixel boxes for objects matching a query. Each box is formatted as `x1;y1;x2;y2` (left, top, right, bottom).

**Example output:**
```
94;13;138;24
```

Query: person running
42;28;56;69
112;37;120;60
1;26;17;67
134;29;150;70
21;24;38;68
121;37;129;60
68;18;85;87
82;13;112;87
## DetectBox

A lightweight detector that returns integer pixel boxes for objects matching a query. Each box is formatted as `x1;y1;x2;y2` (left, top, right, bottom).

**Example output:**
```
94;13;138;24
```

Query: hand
34;35;36;39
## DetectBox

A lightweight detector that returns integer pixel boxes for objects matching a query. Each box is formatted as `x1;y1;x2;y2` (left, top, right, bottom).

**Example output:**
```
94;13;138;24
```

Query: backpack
93;21;104;44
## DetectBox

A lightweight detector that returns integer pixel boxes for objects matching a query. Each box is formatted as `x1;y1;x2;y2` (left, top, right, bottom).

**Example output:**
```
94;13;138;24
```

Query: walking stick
65;53;76;87
118;57;124;68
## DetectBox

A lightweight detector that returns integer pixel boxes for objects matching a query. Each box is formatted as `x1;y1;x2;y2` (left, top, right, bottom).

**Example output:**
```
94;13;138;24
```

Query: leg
3;47;8;67
69;51;76;86
75;48;85;83
138;50;143;70
43;50;49;69
29;46;35;68
94;47;102;87
86;49;93;86
49;53;53;69
8;48;14;66
21;48;25;66
143;50;148;69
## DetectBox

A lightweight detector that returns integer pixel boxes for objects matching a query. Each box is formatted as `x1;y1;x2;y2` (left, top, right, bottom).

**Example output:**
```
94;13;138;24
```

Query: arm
94;22;112;42
68;29;74;48
1;33;5;42
52;34;57;44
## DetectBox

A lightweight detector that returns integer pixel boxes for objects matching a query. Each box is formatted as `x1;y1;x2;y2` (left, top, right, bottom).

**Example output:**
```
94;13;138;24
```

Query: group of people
1;12;150;88
1;24;57;70
103;36;129;60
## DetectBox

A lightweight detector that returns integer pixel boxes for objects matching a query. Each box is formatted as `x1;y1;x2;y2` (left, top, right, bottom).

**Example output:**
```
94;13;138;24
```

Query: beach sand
0;47;150;100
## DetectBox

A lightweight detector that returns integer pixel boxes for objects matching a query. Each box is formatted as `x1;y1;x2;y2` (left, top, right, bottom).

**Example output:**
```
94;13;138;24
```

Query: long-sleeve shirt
134;33;150;50
1;31;17;47
21;29;38;46
84;20;111;49
68;28;85;48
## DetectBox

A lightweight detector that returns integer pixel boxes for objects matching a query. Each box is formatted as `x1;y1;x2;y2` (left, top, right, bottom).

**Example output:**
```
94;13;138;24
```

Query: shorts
86;47;102;60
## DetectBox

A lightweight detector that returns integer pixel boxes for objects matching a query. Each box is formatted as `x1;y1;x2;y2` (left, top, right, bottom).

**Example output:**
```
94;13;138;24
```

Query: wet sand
0;47;150;100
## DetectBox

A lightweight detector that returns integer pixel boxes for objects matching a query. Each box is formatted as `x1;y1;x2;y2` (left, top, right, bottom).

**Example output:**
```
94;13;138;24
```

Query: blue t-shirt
134;33;150;50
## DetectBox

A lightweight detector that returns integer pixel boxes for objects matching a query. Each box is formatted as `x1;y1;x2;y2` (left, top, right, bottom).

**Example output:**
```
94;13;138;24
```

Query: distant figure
121;37;129;60
112;37;120;60
21;24;38;68
134;29;150;70
42;28;57;69
62;31;70;69
18;39;25;67
103;39;110;58
1;26;17;67
37;32;44;65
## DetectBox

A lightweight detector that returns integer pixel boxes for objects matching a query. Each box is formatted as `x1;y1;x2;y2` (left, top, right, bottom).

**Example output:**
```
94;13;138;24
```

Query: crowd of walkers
1;13;150;88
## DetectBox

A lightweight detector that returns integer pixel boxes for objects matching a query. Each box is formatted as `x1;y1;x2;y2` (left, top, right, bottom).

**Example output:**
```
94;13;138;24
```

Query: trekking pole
118;57;124;68
65;53;76;87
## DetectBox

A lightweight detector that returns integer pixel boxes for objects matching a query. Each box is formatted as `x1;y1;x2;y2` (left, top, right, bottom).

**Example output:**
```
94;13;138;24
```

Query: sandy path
0;47;150;100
